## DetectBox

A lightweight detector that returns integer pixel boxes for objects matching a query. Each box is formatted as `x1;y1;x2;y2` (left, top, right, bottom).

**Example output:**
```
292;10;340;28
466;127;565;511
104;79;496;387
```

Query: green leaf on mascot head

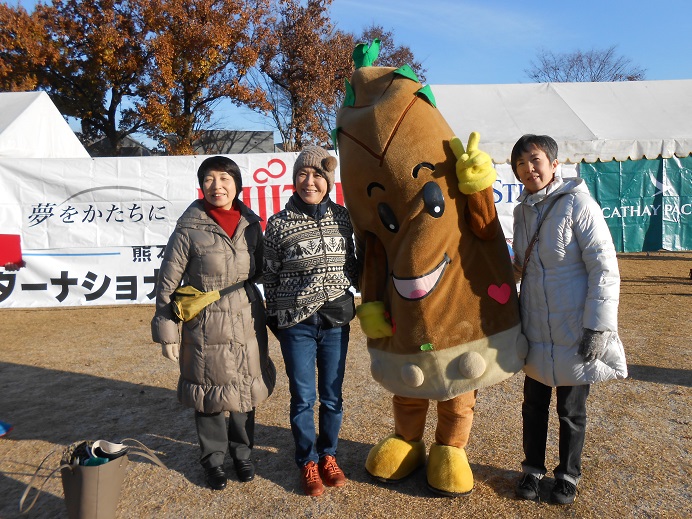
420;343;434;351
415;84;437;108
343;79;355;107
393;64;419;83
353;38;380;68
330;128;340;153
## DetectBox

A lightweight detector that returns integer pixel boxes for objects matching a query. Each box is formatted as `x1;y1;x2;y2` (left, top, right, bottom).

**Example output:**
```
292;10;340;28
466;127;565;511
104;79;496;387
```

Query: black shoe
204;466;227;490
233;458;255;482
550;478;576;504
516;473;540;501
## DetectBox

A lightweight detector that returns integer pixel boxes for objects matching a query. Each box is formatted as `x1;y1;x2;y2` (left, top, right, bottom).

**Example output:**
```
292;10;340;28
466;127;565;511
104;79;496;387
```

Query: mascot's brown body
335;42;527;496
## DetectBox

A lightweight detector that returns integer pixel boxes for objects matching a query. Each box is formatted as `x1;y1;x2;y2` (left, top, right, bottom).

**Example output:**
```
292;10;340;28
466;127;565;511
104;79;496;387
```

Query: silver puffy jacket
512;177;627;386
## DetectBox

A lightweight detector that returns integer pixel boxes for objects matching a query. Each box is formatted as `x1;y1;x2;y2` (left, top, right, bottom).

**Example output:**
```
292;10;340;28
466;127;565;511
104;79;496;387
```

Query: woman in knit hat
264;146;359;497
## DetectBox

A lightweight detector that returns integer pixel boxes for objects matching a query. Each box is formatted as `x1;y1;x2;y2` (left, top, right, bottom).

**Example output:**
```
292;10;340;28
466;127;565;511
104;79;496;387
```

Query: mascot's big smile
392;254;450;300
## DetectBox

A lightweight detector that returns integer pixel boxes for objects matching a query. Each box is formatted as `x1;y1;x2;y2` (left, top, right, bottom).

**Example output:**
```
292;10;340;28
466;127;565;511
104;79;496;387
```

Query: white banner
0;154;572;308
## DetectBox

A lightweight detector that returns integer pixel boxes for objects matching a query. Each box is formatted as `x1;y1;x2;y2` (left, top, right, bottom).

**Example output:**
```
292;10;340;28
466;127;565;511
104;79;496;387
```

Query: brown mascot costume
335;40;528;496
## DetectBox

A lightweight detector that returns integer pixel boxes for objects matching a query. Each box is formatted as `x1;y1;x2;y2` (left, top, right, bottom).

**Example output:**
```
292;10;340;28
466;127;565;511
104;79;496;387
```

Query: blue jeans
278;320;349;467
521;376;590;485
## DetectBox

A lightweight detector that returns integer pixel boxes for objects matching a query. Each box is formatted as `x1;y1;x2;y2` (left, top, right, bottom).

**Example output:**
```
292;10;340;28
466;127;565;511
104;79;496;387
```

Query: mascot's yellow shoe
365;434;426;482
426;443;474;497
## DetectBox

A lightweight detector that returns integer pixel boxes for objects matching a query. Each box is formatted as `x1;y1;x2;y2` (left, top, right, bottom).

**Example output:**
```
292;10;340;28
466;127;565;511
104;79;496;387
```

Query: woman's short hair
196;156;243;199
510;134;558;176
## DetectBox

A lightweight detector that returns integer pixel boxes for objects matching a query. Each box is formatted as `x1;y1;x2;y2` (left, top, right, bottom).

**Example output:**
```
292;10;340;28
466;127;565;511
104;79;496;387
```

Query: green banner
580;155;692;252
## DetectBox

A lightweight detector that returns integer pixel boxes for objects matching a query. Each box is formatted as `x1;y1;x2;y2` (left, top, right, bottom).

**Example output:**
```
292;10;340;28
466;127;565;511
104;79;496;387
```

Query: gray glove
161;343;180;362
578;329;607;362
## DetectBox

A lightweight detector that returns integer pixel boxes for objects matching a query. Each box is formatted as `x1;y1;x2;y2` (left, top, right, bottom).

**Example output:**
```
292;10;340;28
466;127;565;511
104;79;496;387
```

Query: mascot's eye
378;203;399;233
422;182;445;218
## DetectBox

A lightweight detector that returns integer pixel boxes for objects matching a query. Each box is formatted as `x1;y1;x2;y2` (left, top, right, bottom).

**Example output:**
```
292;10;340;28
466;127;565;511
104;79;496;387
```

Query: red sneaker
318;455;346;487
301;461;324;497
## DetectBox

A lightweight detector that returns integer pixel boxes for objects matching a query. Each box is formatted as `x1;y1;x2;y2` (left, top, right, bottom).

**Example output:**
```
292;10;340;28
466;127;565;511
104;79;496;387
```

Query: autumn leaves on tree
0;0;424;155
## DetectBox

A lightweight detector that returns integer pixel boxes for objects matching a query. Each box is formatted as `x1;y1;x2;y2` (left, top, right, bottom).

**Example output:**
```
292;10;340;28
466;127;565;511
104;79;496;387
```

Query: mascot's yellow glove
356;301;394;338
451;132;497;195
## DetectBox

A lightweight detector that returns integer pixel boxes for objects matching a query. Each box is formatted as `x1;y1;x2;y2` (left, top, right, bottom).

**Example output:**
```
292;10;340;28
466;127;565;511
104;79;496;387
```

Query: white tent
0;91;90;158
433;79;692;164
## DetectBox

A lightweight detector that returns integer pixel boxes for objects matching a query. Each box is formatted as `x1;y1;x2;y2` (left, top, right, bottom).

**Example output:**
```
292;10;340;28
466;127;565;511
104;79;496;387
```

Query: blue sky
15;0;692;137
330;0;692;84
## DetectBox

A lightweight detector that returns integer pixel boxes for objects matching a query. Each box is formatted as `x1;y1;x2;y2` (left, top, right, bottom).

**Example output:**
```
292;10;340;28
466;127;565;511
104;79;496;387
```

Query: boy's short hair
510;134;558;176
197;156;243;199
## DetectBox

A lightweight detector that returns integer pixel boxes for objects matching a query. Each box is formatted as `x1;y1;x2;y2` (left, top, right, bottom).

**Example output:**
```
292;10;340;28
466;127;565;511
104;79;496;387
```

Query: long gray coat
152;200;276;413
512;177;627;387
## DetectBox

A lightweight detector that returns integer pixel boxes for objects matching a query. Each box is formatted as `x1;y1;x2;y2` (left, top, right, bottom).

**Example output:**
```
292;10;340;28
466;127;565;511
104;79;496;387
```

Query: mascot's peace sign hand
450;132;496;195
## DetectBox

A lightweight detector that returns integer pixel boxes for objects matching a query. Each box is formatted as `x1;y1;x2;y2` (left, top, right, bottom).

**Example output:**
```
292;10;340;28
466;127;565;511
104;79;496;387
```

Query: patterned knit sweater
264;195;358;329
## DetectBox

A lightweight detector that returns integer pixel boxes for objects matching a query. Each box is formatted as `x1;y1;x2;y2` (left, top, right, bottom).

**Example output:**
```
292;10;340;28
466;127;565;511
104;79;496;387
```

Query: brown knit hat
292;146;338;193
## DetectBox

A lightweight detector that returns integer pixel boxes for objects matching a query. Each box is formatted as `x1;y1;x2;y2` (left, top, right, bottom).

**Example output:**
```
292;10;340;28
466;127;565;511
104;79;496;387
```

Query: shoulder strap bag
520;194;566;284
171;280;246;322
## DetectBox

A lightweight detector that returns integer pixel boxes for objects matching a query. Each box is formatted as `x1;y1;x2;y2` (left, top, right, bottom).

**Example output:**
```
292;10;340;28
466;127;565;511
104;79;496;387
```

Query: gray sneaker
516;473;540;501
550;478;577;504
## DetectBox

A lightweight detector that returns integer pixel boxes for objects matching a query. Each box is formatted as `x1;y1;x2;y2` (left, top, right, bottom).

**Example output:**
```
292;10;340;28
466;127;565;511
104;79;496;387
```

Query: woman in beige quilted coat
152;156;276;491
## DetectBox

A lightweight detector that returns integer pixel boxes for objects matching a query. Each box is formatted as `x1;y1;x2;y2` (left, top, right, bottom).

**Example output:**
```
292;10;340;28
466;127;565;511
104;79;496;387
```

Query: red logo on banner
253;158;286;183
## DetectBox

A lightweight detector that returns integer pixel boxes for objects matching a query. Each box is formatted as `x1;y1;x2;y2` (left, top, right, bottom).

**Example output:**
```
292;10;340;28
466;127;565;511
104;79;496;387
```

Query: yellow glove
450;132;497;195
356;301;394;338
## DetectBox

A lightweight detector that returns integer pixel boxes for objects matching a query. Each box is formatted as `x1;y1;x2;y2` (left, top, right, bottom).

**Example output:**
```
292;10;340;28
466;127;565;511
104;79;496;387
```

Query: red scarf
203;199;242;238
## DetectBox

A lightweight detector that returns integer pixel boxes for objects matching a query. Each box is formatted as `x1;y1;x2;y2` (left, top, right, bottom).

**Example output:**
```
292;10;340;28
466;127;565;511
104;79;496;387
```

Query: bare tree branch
525;45;646;83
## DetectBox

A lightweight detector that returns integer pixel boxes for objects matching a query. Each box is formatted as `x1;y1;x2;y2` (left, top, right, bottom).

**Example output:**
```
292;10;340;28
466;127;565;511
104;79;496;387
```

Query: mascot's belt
368;324;527;400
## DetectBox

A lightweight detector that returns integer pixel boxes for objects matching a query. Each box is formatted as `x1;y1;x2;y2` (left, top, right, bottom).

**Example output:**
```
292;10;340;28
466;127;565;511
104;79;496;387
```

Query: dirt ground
1;251;691;518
